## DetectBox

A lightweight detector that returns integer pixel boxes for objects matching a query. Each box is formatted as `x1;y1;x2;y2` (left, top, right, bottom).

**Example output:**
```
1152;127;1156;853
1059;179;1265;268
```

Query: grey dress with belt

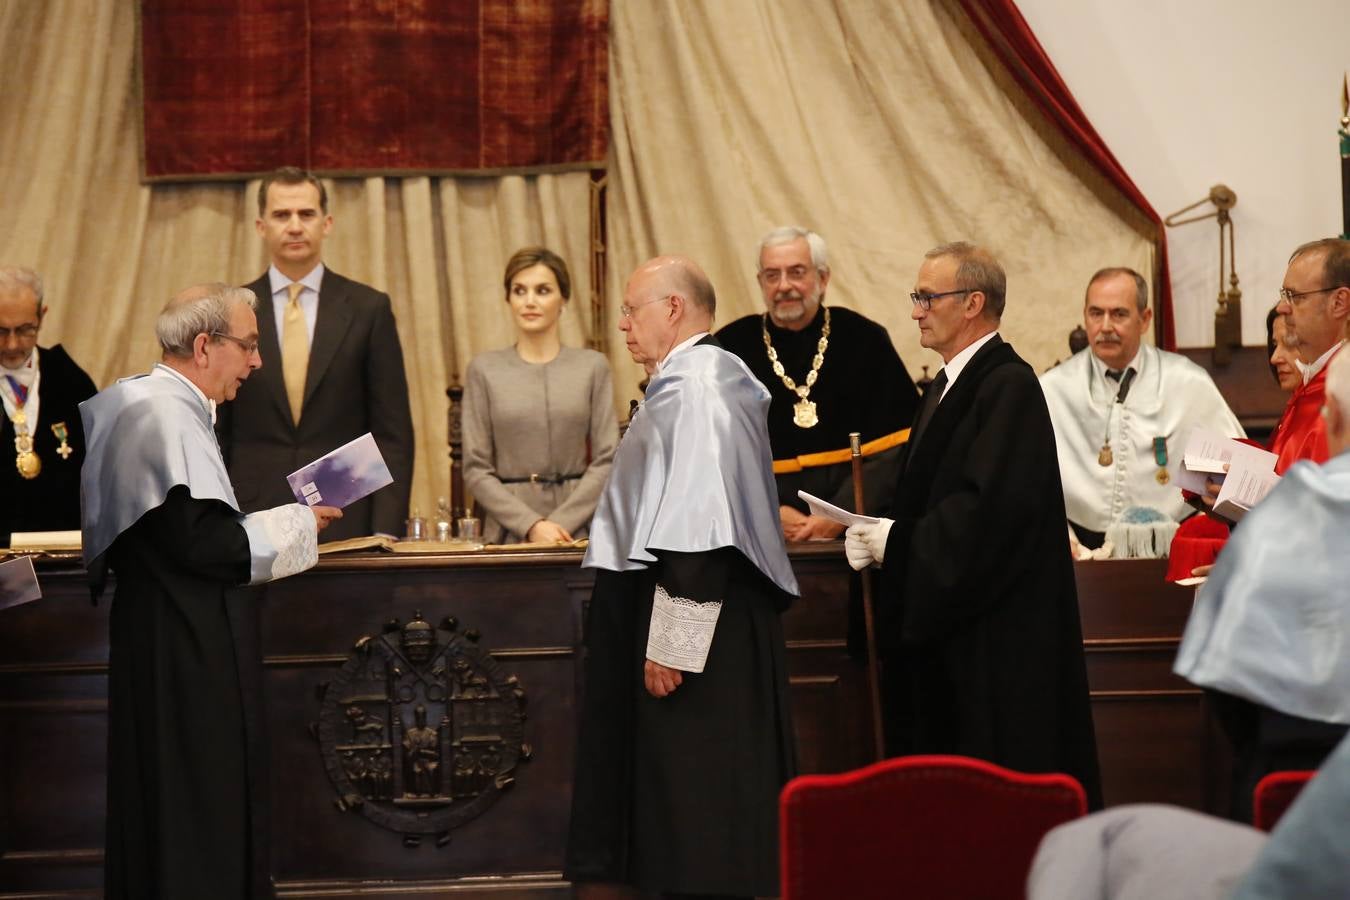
462;346;618;544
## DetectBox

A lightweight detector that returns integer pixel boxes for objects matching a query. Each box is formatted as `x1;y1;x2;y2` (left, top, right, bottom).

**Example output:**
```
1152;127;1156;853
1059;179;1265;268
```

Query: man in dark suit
217;168;414;540
1;266;97;545
843;241;1102;806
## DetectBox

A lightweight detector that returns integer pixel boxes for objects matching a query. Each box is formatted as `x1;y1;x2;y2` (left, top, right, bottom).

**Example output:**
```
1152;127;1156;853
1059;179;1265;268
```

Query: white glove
845;519;894;571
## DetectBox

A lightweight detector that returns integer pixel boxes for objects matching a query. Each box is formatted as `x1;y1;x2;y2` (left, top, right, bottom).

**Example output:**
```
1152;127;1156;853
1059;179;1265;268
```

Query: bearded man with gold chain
0;266;97;546
716;227;918;542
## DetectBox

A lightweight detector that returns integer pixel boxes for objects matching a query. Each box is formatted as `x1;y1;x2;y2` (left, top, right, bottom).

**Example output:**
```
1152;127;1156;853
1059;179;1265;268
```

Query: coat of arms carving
314;611;529;847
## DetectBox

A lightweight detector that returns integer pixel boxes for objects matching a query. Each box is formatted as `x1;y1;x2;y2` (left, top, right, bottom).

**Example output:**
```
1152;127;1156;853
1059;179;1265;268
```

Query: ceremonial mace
850;431;886;761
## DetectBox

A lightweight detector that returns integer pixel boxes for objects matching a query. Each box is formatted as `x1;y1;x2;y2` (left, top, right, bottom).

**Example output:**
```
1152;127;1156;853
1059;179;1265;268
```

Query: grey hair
156;283;257;358
925;242;1007;320
758;226;829;274
0;266;45;315
1086;267;1149;312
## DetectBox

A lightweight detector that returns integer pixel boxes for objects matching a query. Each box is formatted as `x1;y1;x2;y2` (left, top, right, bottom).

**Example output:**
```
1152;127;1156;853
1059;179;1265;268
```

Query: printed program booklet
1173;427;1280;523
286;432;393;509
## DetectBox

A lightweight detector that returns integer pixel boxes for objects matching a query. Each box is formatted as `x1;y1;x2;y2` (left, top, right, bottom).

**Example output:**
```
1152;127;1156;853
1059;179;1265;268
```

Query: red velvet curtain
140;0;608;180
959;0;1175;349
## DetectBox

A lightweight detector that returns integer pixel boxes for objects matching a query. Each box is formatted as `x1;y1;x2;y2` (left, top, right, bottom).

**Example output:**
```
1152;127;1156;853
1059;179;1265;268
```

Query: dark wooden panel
1092;694;1214;809
1075;558;1194;640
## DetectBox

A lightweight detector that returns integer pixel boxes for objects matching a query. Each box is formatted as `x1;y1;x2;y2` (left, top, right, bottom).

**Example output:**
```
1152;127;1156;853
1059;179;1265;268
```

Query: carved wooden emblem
314;611;529;847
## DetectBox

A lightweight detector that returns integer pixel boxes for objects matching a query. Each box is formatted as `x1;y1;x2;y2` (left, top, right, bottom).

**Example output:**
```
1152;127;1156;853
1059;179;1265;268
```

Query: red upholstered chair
1252;770;1315;832
780;755;1087;900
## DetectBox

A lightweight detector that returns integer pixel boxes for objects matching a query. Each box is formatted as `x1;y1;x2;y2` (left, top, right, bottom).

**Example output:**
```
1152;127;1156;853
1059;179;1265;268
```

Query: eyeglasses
210;331;260;354
909;289;971;310
620;295;672;319
757;266;814;287
0;324;40;341
1277;285;1345;305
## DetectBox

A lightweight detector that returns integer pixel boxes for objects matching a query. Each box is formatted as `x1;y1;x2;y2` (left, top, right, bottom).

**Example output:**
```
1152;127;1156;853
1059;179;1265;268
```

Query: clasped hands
779;505;846;542
844;519;894;571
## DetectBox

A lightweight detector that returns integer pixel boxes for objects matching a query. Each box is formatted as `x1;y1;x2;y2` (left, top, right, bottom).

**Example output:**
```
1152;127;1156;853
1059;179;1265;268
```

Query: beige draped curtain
1;0;1152;520
602;0;1154;399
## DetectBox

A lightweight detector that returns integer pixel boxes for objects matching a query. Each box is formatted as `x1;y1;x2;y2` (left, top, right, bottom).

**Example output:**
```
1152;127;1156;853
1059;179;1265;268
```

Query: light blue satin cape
583;343;799;598
80;367;284;584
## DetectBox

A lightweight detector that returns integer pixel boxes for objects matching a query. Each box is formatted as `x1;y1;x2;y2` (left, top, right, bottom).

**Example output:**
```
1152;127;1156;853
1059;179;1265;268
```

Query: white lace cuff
646;584;722;673
241;504;319;584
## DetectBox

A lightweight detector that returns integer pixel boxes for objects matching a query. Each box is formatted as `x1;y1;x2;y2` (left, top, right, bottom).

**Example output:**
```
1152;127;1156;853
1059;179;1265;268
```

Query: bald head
639;255;715;319
619;255;718;367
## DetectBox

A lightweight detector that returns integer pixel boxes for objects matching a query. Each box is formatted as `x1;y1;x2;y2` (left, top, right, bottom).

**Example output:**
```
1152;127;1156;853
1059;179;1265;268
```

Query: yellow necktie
282;282;309;424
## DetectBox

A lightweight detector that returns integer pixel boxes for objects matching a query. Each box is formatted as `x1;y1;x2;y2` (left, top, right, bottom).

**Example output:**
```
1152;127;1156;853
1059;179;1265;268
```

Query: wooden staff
850;432;886;761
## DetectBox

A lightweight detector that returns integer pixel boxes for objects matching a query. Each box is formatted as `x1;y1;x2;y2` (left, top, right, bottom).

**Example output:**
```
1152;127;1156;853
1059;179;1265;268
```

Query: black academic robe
1;345;96;544
103;486;271;899
717;305;918;516
566;549;796;898
877;336;1103;807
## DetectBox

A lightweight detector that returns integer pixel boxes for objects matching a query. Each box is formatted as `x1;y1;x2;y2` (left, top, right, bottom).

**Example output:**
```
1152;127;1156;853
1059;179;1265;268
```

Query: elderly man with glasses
716;226;918;543
0;266;97;546
81;282;342;899
567;256;799;900
844;242;1102;808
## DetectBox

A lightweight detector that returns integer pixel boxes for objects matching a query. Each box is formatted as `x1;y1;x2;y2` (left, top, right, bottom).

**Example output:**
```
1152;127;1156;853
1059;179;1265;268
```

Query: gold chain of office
761;307;830;429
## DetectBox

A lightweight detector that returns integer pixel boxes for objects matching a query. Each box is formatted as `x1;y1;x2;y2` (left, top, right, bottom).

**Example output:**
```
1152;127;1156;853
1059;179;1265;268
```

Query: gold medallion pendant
1155;468;1170;485
762;308;831;430
8;405;41;478
16;449;41;479
1097;445;1113;467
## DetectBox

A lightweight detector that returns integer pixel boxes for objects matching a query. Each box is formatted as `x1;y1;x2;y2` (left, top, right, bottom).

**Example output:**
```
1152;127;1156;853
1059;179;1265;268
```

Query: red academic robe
1268;363;1331;474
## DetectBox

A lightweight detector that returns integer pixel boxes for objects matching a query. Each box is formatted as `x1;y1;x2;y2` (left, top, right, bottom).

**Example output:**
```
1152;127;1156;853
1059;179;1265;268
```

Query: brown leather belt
499;472;584;485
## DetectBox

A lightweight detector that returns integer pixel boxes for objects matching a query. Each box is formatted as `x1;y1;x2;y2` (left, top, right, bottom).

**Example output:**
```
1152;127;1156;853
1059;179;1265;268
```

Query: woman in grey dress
462;247;618;544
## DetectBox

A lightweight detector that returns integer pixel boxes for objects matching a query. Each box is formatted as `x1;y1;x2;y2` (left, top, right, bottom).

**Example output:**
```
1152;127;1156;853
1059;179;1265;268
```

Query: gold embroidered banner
140;0;608;180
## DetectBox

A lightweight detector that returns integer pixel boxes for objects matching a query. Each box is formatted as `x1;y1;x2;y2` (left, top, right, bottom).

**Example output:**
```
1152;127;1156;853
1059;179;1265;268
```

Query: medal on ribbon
52;422;73;460
1153;436;1169;485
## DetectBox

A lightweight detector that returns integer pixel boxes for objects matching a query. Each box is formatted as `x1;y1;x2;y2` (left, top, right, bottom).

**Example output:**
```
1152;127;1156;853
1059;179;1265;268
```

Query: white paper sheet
797;490;881;528
1173;427;1278;499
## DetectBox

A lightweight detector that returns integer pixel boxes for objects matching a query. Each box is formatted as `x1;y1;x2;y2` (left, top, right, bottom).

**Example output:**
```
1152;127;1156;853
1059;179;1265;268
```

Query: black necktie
1107;367;1136;403
908;368;948;459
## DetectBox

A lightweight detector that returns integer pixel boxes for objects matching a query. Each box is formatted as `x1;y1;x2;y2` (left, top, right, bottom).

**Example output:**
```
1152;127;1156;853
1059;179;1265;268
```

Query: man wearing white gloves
845;242;1101;806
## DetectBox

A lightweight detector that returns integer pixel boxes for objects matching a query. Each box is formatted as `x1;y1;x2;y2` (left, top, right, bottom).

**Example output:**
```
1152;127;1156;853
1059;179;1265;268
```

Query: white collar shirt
932;331;1000;405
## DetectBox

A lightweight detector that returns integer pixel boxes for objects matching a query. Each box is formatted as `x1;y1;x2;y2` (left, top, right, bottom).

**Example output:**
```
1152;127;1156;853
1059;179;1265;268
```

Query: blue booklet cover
286;432;394;509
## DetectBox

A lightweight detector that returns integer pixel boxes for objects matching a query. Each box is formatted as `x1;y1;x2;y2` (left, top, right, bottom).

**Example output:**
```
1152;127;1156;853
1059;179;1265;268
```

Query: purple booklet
286;432;394;509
